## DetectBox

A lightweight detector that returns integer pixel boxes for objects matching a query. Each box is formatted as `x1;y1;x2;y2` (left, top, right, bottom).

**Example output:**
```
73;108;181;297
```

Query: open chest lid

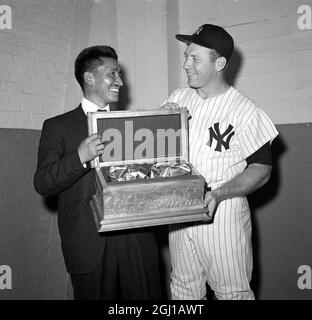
87;108;189;168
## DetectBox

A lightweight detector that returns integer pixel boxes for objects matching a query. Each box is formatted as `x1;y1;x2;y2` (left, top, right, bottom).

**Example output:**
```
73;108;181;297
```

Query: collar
81;97;110;115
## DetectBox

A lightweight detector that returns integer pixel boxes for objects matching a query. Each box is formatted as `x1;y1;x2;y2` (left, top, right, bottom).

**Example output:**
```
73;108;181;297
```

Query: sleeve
237;107;279;159
246;142;272;165
33;119;89;197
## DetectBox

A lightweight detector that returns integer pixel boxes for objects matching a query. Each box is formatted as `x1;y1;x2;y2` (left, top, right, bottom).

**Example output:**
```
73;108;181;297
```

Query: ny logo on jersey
207;123;235;152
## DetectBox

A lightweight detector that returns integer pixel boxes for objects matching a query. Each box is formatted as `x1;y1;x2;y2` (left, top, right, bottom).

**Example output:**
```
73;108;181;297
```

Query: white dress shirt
81;97;110;115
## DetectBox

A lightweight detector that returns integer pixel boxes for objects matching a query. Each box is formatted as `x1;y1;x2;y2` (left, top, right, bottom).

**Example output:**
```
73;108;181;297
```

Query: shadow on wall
43;196;59;213
248;136;287;298
224;47;243;87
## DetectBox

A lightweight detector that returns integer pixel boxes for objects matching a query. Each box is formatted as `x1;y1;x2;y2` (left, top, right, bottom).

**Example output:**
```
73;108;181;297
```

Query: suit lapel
72;104;86;123
61;105;89;150
73;104;88;137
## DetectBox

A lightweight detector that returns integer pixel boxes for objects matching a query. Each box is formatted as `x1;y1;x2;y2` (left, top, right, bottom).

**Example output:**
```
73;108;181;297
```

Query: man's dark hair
74;45;118;90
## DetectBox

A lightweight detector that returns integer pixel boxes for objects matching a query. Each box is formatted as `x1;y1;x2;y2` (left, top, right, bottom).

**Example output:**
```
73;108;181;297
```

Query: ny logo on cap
195;25;204;35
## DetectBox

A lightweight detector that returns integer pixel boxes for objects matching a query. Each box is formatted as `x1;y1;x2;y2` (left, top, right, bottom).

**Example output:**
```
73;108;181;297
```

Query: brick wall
0;0;76;130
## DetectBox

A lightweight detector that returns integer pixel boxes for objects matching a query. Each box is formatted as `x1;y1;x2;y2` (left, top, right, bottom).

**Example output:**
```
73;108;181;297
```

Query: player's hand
204;191;218;219
161;102;180;110
78;133;105;164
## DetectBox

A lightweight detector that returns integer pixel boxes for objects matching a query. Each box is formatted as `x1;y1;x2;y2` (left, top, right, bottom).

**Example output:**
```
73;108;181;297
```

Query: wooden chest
88;108;210;232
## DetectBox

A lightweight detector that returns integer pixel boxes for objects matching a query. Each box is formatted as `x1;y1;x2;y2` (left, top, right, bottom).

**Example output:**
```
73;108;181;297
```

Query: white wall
116;0;168;109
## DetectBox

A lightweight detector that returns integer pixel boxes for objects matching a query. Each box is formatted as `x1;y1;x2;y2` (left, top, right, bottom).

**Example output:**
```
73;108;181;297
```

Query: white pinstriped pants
169;198;255;300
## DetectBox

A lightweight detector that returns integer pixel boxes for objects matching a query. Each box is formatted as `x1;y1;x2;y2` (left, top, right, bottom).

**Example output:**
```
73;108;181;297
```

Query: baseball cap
176;24;234;62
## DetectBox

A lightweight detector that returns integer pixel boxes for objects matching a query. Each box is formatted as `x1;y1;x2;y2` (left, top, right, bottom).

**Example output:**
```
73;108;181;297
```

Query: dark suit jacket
34;105;159;275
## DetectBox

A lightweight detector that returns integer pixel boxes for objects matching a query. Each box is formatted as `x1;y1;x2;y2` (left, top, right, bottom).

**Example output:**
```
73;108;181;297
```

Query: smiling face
183;43;217;96
86;57;123;106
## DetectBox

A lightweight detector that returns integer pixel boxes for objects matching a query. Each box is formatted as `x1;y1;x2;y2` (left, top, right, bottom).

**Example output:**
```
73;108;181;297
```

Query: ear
215;57;227;72
83;71;94;86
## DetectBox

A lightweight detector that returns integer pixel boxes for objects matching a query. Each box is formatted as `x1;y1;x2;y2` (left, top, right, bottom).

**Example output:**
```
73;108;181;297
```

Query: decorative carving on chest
103;187;203;216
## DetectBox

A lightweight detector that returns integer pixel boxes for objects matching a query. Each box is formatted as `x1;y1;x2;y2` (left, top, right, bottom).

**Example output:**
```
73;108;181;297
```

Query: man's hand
161;102;180;110
78;133;105;164
203;163;272;219
204;191;219;219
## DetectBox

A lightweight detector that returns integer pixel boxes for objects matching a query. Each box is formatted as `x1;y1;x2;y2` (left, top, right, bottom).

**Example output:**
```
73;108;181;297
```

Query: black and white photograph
0;0;311;305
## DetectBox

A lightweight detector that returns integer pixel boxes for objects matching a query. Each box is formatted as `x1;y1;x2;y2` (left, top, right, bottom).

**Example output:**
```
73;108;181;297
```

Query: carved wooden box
88;108;210;232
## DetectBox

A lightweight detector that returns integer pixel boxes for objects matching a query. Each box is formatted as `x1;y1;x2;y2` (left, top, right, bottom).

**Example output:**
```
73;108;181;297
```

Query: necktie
97;109;107;112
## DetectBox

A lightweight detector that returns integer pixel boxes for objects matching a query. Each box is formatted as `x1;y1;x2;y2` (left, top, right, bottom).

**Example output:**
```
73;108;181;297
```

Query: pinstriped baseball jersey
167;86;278;300
167;86;278;188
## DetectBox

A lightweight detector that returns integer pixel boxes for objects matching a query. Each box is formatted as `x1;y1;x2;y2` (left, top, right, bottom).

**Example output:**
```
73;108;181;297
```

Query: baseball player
165;24;278;300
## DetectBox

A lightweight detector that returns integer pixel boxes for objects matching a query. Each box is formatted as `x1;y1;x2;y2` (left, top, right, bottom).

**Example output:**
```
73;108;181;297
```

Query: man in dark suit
34;46;161;300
